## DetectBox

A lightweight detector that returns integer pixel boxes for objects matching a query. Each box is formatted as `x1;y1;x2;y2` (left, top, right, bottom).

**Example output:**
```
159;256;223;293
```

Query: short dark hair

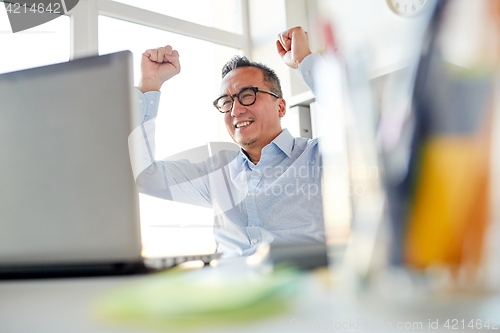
221;55;283;98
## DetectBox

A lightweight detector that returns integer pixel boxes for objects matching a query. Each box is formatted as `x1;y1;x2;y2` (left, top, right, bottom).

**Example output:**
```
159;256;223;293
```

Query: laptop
0;51;219;279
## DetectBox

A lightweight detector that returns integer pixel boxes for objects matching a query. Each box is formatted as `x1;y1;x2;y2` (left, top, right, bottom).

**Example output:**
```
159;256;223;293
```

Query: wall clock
387;0;430;17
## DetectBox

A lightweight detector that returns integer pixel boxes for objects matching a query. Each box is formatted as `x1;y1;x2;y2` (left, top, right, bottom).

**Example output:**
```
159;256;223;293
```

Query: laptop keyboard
143;253;222;271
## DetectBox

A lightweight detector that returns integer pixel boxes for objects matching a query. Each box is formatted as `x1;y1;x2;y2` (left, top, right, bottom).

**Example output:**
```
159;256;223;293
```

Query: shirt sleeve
295;52;325;96
128;89;212;208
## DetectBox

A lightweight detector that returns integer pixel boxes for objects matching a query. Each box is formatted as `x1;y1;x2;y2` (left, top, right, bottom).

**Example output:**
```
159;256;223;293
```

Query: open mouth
235;121;253;129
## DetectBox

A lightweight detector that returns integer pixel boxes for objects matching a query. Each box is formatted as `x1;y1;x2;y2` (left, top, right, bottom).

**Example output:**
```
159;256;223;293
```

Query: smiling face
220;66;286;158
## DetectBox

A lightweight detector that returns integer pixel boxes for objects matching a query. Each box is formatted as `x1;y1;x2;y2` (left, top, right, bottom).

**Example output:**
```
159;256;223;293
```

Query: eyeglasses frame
213;86;280;113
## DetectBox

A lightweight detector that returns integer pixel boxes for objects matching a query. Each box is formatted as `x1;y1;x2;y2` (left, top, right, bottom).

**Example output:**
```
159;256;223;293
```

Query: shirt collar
270;128;293;158
238;128;294;165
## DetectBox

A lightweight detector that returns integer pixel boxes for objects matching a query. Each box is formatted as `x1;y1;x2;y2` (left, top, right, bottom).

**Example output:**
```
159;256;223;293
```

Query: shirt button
138;99;143;104
254;170;260;175
251;224;256;227
304;71;310;77
247;192;252;197
149;100;155;105
252;239;259;244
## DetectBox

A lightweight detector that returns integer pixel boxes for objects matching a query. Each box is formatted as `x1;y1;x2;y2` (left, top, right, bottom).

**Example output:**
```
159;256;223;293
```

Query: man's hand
276;26;312;69
139;45;180;93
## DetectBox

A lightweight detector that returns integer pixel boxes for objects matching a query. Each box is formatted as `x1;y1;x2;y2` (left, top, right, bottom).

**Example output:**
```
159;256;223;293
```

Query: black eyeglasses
213;87;279;113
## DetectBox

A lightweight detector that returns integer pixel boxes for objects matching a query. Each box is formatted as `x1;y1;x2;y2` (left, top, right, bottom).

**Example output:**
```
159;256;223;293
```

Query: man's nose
230;98;246;117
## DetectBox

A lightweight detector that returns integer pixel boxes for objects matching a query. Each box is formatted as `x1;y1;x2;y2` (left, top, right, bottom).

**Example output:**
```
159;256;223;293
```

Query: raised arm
139;45;181;93
130;45;213;207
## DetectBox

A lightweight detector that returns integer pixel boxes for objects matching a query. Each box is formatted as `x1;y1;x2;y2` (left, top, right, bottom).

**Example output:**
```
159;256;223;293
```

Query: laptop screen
0;51;143;268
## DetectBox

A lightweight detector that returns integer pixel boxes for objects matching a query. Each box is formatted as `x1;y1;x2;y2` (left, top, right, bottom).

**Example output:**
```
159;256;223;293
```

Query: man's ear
278;98;286;118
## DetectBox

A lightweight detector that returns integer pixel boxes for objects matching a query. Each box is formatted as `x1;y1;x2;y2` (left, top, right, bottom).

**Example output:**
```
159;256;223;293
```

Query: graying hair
221;55;283;98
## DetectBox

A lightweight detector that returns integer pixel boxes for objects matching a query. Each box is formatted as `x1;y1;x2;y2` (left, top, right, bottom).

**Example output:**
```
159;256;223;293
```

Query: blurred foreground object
317;0;500;292
94;265;302;330
400;0;500;284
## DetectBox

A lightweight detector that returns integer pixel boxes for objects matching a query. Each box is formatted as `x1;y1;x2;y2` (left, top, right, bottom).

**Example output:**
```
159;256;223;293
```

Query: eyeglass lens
217;88;256;112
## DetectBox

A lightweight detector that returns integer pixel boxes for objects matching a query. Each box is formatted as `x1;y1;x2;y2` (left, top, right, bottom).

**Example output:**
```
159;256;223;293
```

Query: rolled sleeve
129;88;161;180
295;53;324;94
135;88;161;124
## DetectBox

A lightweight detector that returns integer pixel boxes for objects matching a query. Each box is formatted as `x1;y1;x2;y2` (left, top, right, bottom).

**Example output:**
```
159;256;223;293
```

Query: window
0;11;70;74
91;0;246;256
1;0;247;257
98;16;238;155
110;0;241;34
98;15;241;256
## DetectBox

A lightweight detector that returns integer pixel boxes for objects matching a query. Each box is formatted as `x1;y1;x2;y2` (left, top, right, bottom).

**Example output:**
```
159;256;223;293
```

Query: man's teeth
236;121;251;128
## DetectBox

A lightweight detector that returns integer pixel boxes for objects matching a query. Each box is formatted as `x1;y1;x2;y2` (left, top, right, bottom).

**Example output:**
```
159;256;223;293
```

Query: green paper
93;267;303;331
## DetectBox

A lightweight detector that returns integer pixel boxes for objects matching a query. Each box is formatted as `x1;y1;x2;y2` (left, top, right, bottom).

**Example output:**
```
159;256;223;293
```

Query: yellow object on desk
93;265;303;331
404;136;490;269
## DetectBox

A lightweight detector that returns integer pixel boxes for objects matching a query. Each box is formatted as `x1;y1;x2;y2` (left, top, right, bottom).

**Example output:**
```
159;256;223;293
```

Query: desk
1;269;499;333
0;276;143;333
0;270;334;333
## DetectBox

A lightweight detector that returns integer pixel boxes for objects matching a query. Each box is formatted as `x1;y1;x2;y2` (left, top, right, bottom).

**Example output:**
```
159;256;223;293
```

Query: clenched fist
139;45;180;93
276;26;312;69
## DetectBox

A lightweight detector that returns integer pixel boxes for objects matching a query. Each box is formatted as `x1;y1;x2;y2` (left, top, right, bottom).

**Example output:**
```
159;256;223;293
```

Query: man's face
220;67;286;151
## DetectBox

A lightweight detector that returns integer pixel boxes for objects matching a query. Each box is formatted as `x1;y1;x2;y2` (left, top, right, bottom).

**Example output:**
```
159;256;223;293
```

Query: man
129;27;325;257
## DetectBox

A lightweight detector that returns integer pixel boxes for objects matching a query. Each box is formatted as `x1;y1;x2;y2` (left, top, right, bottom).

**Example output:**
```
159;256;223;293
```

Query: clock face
387;0;429;17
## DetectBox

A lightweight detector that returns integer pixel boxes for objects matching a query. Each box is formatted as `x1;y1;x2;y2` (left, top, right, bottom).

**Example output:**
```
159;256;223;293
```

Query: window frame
69;0;250;59
67;0;250;256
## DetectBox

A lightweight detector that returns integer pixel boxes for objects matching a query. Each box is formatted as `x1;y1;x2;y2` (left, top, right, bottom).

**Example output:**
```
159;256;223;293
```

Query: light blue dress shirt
129;53;325;257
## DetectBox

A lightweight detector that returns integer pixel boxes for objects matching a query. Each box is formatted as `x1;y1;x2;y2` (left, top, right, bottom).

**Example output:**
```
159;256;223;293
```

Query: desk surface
1;268;499;333
0;272;334;333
